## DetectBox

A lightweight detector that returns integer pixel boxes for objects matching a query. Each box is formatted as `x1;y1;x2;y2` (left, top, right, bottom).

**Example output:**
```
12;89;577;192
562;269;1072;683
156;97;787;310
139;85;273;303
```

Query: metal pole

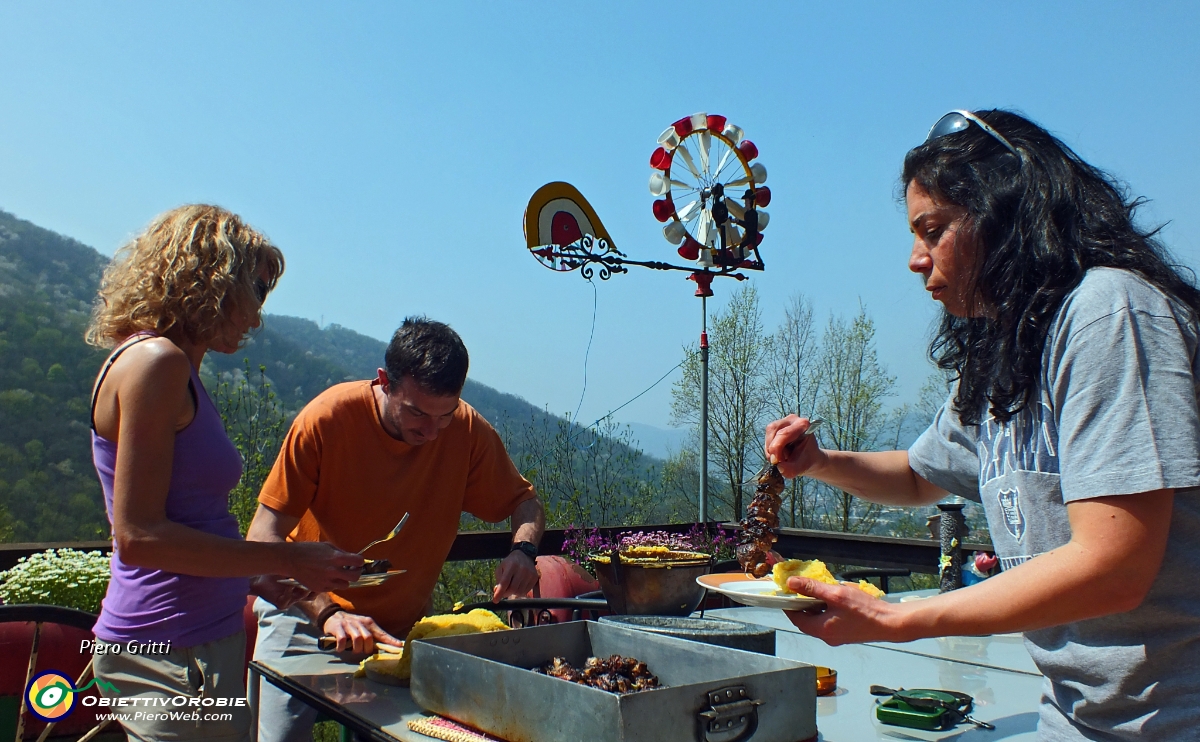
792;342;800;527
700;295;709;524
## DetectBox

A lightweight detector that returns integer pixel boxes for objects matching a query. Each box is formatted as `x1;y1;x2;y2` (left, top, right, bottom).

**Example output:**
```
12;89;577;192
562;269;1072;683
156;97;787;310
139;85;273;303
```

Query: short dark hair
383;317;469;396
903;109;1200;425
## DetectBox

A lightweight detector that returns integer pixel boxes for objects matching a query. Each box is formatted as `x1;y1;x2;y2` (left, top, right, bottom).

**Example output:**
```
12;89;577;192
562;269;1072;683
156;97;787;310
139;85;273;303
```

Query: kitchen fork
359;512;410;556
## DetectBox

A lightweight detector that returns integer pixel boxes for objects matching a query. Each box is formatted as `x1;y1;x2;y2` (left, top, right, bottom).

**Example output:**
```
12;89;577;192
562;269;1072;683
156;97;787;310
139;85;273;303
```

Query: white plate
697;573;826;610
278;569;406;589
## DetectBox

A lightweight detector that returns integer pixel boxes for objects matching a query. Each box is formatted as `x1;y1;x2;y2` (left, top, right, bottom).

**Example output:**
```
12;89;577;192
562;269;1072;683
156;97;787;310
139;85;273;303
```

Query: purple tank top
91;336;249;647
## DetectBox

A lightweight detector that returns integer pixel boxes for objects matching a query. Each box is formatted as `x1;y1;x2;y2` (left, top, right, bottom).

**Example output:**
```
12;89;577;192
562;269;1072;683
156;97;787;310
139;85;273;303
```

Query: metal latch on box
697;685;764;742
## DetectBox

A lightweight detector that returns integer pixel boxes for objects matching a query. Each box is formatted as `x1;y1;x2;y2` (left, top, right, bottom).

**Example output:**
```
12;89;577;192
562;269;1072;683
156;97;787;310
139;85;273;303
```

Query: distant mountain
0;208;663;541
208;314;597;437
623;422;689;461
204;315;664;476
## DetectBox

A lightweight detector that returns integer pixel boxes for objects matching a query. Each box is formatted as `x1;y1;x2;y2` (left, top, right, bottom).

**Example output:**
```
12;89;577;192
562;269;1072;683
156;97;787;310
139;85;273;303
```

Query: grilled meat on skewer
737;465;786;577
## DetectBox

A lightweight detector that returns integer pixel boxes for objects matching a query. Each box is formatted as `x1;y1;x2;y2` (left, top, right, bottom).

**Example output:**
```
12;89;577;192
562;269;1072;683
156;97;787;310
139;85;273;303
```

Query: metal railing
0;526;991;574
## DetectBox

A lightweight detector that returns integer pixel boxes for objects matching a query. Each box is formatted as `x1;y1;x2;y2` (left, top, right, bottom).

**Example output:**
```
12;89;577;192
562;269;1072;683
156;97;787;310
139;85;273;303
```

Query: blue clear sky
2;2;1197;432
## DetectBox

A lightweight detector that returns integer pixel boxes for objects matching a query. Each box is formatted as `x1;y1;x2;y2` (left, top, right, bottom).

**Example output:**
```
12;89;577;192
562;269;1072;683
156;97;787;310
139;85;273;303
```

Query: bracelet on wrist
315;604;343;630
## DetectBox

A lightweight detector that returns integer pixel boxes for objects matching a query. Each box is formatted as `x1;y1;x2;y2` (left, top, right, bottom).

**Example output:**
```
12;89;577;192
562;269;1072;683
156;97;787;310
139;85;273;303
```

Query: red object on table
530;556;600;623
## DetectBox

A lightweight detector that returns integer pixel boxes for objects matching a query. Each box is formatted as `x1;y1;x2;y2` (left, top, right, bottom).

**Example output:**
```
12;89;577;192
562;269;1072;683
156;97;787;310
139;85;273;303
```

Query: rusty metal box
409;620;816;742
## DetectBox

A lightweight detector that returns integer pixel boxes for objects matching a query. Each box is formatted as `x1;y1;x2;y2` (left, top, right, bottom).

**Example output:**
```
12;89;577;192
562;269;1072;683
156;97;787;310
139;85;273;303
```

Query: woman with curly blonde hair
86;205;361;742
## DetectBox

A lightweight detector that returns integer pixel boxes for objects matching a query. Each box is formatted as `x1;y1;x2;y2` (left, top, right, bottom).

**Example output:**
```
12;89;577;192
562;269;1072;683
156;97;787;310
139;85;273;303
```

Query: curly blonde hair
86;205;284;348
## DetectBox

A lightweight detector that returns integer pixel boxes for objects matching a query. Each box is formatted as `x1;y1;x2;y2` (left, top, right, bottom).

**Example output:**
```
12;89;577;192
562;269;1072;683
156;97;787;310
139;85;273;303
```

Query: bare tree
766;294;821;528
670;285;771;521
657;445;703;523
813;306;896;533
915;370;953;428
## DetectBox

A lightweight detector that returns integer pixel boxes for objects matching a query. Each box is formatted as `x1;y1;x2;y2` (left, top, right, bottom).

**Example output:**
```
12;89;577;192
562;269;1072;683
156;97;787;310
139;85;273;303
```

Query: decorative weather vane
524;112;771;523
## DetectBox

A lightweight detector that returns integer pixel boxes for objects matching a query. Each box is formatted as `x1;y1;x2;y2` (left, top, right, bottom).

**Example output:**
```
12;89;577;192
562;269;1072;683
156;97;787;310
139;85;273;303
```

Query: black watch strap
511;541;538;559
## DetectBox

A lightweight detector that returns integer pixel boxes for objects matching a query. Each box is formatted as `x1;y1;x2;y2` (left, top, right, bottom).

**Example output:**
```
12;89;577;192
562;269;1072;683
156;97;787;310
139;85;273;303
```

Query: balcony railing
0;525;990;574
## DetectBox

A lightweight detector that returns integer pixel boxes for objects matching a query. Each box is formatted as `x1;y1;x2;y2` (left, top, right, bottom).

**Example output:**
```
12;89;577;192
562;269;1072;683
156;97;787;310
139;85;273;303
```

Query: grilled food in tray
533;655;660;694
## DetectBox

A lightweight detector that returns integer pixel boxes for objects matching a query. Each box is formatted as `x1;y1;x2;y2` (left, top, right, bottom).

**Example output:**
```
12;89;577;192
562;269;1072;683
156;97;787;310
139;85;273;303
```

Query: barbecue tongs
870;685;996;731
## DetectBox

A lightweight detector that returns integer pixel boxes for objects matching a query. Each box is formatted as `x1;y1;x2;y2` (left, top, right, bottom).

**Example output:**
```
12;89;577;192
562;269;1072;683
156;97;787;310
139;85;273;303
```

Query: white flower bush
0;549;111;613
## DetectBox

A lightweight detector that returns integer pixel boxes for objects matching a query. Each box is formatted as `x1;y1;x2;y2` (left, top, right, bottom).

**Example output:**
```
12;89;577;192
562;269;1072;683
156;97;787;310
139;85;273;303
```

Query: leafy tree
812;306;899;533
0;301;109;542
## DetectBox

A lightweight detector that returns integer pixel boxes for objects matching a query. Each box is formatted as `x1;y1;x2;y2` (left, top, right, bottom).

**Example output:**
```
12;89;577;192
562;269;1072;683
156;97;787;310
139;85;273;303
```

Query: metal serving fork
750;417;825;483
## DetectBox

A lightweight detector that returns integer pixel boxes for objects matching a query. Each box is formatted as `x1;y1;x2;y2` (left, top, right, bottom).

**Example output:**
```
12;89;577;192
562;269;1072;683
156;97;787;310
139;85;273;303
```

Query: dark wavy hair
903;109;1200;425
384;316;469;396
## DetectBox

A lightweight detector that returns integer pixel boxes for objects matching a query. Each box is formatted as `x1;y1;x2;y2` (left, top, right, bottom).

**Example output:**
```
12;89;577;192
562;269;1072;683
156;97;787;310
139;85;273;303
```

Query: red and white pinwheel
649;112;770;269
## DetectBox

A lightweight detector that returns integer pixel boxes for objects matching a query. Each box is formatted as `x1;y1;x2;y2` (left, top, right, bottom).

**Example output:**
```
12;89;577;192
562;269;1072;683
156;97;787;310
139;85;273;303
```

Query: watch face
514;542;538;559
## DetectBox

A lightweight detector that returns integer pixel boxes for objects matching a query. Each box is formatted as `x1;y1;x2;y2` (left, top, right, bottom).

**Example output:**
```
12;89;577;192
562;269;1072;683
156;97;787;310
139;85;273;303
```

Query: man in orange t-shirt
246;317;544;742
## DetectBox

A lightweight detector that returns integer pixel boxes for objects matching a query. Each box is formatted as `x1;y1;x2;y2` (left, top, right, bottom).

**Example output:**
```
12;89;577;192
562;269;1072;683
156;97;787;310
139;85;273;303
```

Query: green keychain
870;685;996;731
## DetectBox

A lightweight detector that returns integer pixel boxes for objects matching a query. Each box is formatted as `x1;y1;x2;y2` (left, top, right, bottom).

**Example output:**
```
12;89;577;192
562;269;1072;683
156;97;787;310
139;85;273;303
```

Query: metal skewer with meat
737;465;786;577
737;418;823;578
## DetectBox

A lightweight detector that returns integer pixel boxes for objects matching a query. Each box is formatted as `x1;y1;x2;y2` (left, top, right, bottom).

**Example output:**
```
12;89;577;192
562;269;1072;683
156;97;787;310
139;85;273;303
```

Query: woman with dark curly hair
766;111;1200;740
86;205;362;742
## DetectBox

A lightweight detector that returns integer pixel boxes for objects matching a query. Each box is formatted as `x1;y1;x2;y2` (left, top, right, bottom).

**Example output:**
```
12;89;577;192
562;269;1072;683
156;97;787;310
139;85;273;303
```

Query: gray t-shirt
909;268;1200;740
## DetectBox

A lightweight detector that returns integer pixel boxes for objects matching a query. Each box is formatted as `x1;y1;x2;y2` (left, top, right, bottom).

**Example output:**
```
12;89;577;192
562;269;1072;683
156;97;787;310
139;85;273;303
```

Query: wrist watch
511;541;538;560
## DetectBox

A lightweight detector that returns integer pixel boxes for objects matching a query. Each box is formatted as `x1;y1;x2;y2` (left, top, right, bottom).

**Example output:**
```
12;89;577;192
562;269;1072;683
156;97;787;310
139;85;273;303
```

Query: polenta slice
771;559;885;599
358;609;509;681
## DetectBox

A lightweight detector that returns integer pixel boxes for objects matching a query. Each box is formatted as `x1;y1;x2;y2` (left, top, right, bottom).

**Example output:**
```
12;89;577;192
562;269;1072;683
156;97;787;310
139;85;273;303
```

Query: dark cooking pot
590;551;712;616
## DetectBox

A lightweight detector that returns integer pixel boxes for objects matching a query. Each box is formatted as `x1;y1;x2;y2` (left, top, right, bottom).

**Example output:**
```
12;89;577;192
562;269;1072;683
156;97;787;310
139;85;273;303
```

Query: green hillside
0;211;110;541
0;208;666;542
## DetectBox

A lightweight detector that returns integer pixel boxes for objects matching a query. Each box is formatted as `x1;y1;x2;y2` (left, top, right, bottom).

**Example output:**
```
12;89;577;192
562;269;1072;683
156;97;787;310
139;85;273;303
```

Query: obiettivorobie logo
25;670;120;722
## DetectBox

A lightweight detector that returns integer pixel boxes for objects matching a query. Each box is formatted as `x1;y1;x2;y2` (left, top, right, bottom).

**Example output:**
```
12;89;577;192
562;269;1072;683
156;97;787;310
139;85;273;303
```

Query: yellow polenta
358;609;509;681
771;559;886;599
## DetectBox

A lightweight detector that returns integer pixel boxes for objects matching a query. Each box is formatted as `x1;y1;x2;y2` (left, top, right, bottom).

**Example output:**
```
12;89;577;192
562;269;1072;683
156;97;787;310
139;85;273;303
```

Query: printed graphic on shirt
998;554;1033;571
996;488;1026;541
979;401;1059;486
977;401;1060;553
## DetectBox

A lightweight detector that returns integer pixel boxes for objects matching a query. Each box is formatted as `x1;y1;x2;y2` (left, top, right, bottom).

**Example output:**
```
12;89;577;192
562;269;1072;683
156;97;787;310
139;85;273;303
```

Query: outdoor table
249;652;430;742
250;604;1044;742
707;606;1042;740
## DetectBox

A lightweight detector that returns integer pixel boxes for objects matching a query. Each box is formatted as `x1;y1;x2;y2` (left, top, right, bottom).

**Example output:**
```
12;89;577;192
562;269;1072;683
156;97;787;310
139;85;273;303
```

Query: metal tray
409;620;816;742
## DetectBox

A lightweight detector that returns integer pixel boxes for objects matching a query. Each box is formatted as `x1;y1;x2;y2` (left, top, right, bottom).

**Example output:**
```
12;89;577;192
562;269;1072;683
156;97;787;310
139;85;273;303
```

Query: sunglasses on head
926;110;1018;157
254;277;270;304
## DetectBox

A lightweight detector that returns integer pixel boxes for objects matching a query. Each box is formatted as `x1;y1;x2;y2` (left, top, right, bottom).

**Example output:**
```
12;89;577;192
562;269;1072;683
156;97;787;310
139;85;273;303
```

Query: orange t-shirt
258;380;536;636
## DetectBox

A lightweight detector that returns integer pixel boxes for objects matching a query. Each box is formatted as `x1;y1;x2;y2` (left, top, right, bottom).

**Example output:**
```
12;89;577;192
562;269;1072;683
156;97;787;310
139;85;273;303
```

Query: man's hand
323;611;403;654
247;504;366;593
250;575;311;610
284;542;364;593
493;550;538;602
781;577;906;646
764;415;826;480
